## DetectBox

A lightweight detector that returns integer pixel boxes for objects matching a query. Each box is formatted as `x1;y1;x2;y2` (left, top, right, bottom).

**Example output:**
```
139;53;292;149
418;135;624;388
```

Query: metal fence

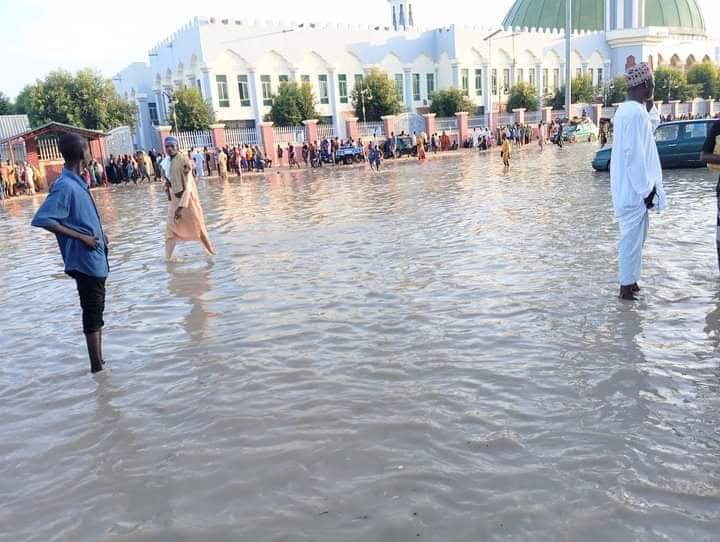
495;113;515;126
317;124;336;140
273;125;305;145
358;121;384;138
525;111;542;124
173;130;213;151
105;126;133;157
226;127;258;147
468;115;487;129
435;117;458;132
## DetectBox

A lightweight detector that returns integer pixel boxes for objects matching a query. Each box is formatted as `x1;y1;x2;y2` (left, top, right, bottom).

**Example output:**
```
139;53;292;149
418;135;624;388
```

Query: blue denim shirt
31;168;109;278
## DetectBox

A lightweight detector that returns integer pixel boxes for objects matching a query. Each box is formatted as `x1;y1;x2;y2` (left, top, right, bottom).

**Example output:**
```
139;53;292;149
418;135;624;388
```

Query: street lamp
565;0;573;120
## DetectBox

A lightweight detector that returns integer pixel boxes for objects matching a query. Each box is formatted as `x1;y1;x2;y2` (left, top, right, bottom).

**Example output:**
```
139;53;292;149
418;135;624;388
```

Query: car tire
343;156;353;165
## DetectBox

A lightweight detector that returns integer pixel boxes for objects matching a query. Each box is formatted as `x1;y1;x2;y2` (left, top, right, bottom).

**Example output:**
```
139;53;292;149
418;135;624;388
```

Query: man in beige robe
161;136;215;260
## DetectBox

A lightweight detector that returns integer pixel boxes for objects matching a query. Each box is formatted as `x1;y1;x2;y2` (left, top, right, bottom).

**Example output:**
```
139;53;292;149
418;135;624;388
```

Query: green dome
502;0;706;34
645;0;705;35
502;0;605;32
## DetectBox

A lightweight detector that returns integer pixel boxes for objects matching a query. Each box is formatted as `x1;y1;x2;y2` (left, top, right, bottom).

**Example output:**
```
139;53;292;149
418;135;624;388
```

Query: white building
115;0;720;149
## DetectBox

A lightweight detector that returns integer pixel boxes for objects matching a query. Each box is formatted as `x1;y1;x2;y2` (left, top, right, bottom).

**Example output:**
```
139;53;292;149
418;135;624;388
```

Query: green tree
429;87;476;117
654;66;700;102
604;75;627;106
269;81;319;126
21;69;136;130
686;62;719;99
172;87;214;131
506;82;538;112
550;75;597;109
13;86;32;115
351;69;403;121
0;92;13;115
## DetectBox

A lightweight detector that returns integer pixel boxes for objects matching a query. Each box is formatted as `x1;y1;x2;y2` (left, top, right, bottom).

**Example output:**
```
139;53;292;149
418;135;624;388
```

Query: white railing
468;115;487;129
0;141;27;163
273;125;305;145
358;121;384;138
435;117;458;132
173;129;213;151
38;136;62;161
226;127;258;147
317;124;336;140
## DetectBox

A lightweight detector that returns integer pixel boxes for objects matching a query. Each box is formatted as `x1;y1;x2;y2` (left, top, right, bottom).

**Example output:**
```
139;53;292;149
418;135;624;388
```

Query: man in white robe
610;62;667;301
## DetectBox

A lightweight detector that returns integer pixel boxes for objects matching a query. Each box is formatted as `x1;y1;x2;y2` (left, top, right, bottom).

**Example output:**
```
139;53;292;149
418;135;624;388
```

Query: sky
1;0;719;99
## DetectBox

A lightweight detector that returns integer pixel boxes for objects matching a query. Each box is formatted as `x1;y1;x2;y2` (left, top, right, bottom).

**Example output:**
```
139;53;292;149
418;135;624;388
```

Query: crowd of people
0;160;42;199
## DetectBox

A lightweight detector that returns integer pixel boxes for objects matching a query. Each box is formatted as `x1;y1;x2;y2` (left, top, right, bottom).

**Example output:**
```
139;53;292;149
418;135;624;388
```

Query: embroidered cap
164;135;179;146
624;62;653;88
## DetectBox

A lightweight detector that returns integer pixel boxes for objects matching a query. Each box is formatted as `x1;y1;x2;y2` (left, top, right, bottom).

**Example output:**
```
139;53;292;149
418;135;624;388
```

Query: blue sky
1;0;719;99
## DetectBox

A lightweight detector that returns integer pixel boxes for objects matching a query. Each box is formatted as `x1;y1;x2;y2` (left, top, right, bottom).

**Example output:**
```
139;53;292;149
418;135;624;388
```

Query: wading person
162;136;215;260
501;135;511;168
610;63;666;301
31;134;110;374
700;115;720;272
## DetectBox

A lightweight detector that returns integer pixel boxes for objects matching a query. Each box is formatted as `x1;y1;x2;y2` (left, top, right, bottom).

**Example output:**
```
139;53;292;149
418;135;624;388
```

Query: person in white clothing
24;162;35;195
610;62;667;301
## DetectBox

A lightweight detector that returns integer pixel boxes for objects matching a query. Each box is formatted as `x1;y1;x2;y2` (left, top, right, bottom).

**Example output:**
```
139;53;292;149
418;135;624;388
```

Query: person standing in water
31;134;110;374
610;62;666;301
161;136;215;261
501;135;511;168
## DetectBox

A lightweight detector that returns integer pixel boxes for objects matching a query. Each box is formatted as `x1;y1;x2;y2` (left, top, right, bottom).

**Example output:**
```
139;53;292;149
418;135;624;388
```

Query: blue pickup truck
335;145;365;165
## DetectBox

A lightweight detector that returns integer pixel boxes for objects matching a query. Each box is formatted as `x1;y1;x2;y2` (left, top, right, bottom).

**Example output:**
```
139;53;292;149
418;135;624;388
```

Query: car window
681;123;708;140
655;124;679;142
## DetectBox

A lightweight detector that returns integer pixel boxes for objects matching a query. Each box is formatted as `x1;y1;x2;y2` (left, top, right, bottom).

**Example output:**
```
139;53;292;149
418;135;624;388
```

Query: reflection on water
1;147;719;541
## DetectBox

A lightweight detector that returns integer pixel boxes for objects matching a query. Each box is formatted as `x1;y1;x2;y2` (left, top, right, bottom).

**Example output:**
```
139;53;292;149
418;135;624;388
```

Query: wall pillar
303;119;319;145
423;113;436;136
654;100;664;112
513;108;526;126
542;107;553;124
687;99;698;117
707;99;716;117
156;125;173;145
210;123;226;149
535;63;543;110
346;117;359;141
591;103;603;126
455;111;469;144
669;100;681;118
381;115;396;137
259;122;275;161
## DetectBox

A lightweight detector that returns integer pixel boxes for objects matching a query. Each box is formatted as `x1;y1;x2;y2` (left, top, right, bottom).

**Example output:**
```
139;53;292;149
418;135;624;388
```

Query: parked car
563;119;599;142
334;144;364;165
592;119;715;171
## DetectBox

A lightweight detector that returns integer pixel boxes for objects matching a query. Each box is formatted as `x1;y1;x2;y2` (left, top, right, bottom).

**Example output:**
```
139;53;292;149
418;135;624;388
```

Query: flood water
1;145;719;541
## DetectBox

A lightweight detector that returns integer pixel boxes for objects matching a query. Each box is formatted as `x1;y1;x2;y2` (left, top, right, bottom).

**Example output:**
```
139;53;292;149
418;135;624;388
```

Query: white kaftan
610;100;665;286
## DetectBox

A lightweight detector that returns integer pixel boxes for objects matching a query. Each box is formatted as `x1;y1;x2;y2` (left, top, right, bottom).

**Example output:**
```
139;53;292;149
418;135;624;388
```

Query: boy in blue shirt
32;134;110;373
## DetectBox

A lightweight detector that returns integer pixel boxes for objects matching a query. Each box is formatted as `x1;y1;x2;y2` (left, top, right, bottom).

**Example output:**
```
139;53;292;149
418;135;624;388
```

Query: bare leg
85;331;103;373
200;232;215;256
165;239;177;261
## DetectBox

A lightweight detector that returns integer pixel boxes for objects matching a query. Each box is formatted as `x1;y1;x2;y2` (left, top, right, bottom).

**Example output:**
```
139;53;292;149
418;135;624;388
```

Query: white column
200;67;213;107
248;68;264;138
290;66;300;82
582;62;589;77
154;89;165;124
403;65;414;112
605;0;611;30
451;62;461;88
616;0;624;29
535;63;543;109
186;74;195;90
163;85;174;126
510;63;517;87
327;68;343;138
560;63;567;86
483;63;492;120
135;95;149;150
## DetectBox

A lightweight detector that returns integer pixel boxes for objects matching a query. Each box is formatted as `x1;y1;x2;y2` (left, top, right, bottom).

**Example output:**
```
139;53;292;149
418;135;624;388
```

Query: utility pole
565;0;573;119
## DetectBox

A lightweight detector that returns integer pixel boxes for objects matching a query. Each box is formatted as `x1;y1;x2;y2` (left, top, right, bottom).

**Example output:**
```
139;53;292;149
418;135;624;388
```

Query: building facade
115;0;719;150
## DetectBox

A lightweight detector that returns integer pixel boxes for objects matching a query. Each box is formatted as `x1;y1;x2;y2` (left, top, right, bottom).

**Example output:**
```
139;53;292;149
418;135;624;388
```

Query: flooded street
1;145;719;541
